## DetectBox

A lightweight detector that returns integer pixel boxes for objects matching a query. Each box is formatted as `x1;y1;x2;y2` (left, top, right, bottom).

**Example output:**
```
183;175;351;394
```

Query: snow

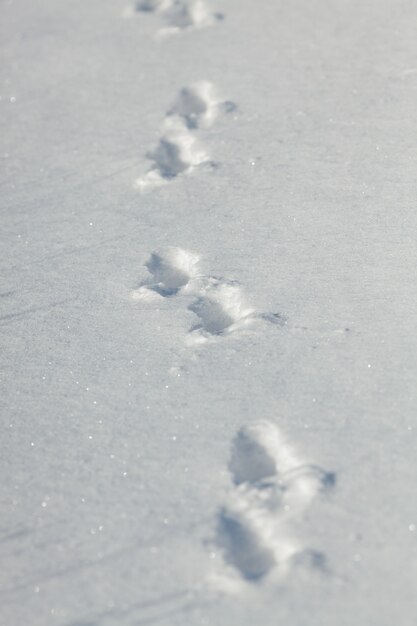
1;0;417;624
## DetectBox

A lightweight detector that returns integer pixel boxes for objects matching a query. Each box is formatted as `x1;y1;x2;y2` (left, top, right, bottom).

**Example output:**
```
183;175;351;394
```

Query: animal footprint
187;280;255;344
167;81;236;129
130;0;224;36
132;248;284;344
134;0;171;11
214;421;334;584
131;247;200;300
136;83;233;190
137;117;210;190
186;279;286;345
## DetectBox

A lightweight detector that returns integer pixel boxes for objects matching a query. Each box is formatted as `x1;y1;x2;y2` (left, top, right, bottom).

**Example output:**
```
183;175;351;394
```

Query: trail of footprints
131;250;335;583
127;0;224;36
124;0;336;595
215;421;335;584
137;81;236;190
131;246;284;344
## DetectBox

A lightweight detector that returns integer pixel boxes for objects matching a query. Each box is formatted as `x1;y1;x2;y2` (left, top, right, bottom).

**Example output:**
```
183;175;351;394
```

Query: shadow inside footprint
261;312;287;326
146;284;182;297
168;84;212;130
222;99;237;112
147;139;190;179
229;428;278;485
145;249;195;292
163;0;224;29
291;549;327;571
167;82;236;130
134;247;200;300
217;509;276;581
135;0;169;11
188;298;235;335
163;1;195;28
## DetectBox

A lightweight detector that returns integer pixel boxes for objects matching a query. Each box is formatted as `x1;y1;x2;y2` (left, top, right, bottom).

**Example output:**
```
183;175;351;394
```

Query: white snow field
1;0;417;624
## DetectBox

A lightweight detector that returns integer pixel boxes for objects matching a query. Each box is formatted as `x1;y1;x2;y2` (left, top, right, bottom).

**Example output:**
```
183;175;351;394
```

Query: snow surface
1;0;417;624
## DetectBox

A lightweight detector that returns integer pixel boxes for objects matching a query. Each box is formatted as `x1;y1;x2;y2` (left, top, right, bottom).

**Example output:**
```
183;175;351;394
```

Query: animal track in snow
136;116;210;190
131;247;200;300
186;279;256;345
136;82;234;190
167;81;236;130
131;247;285;343
214;421;334;584
134;0;171;11
130;0;224;36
